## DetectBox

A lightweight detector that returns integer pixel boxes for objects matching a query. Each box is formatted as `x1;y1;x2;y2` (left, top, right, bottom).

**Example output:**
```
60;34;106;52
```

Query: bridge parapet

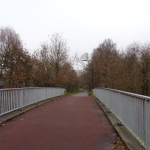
0;87;65;116
93;88;150;150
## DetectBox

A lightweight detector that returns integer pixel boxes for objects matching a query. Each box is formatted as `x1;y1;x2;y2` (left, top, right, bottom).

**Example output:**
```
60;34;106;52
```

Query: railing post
20;89;24;111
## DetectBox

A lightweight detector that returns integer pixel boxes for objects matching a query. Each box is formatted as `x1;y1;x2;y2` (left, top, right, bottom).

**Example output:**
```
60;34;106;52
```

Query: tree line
81;39;150;96
0;26;79;92
0;26;149;96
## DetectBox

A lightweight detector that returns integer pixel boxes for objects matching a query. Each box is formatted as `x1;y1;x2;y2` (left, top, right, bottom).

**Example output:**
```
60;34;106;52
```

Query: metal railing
93;88;150;150
0;87;65;116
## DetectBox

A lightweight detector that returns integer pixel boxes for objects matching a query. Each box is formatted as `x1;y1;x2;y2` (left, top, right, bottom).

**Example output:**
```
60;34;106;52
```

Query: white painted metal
0;87;65;116
93;88;150;150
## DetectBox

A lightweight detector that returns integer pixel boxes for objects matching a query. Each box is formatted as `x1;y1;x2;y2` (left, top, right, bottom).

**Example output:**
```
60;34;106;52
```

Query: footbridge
0;87;150;150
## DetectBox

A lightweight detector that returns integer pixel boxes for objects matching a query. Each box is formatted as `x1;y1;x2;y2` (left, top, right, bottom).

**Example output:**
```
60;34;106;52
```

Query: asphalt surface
0;92;117;150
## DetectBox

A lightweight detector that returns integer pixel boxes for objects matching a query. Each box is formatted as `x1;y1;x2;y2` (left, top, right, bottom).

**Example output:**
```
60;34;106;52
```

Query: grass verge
65;91;82;96
88;91;92;95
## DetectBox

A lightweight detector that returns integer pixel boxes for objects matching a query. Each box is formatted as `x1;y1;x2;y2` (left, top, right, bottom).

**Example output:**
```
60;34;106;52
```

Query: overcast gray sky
0;0;150;56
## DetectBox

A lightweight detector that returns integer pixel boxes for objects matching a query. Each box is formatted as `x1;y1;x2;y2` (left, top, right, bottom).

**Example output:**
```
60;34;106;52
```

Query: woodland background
0;27;150;96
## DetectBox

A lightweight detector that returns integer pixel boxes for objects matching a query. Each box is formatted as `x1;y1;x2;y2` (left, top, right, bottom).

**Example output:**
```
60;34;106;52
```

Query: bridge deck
0;92;117;150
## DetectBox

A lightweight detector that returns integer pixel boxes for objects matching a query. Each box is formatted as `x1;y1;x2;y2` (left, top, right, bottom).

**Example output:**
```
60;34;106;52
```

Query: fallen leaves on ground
111;137;129;150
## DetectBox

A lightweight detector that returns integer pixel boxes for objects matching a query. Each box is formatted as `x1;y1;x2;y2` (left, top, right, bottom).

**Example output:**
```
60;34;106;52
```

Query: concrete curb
0;96;62;126
94;97;145;150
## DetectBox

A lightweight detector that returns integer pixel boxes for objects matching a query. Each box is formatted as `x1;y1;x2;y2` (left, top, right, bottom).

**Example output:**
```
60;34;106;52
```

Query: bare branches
82;39;150;96
0;25;149;94
0;27;33;87
31;33;79;91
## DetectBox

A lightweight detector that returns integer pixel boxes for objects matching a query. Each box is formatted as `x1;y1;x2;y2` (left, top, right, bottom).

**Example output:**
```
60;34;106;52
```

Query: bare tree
32;33;79;90
0;27;22;86
0;26;32;87
49;33;69;86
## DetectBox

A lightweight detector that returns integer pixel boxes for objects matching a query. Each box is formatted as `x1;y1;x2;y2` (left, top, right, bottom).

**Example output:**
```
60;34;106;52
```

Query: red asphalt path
0;92;116;150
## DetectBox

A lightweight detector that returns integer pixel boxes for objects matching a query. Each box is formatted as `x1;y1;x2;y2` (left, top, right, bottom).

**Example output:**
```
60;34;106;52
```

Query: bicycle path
0;92;117;150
